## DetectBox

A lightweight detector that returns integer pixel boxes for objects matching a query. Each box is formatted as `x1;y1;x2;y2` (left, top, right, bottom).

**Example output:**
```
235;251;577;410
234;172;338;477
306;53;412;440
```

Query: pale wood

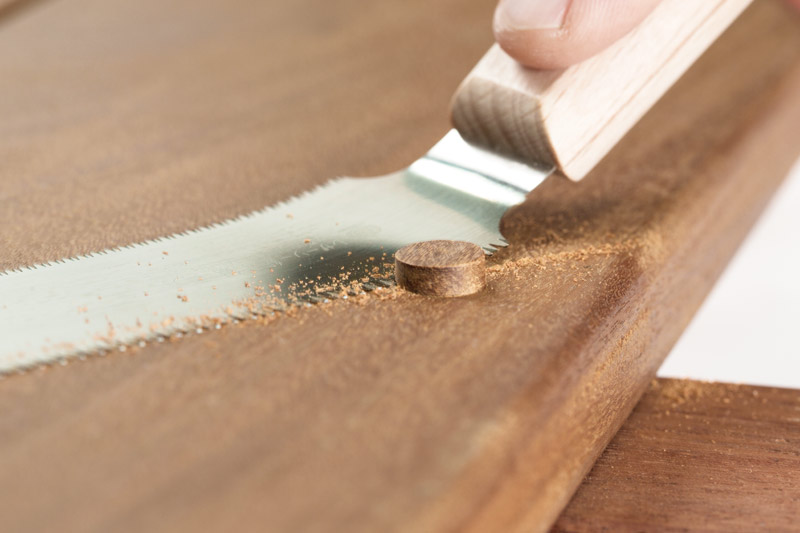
395;240;486;297
452;0;753;180
0;1;798;533
554;379;800;532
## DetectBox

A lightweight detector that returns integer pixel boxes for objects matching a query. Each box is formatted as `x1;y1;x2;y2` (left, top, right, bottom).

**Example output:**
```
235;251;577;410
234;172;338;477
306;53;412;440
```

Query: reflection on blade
0;130;550;372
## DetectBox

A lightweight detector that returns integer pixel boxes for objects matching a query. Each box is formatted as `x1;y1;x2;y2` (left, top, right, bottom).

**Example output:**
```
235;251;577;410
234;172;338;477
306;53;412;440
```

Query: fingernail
494;0;570;31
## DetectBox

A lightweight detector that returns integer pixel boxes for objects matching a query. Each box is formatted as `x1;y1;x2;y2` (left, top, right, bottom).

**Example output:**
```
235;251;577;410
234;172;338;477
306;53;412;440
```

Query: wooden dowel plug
395;240;486;297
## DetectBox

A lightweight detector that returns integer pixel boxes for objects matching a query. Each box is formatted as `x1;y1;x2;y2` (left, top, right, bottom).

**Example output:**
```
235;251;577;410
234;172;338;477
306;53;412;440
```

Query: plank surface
0;1;799;532
554;379;800;532
0;0;496;271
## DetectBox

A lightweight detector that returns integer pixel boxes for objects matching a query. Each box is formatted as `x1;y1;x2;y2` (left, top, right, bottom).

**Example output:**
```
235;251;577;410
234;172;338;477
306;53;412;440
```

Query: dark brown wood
0;0;497;272
395;240;486;297
0;1;798;532
554;379;800;532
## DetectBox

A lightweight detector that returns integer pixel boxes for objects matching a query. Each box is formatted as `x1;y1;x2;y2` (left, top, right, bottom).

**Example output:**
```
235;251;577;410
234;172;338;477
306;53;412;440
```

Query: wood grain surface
554;379;800;532
0;0;496;271
0;1;799;532
395;241;487;297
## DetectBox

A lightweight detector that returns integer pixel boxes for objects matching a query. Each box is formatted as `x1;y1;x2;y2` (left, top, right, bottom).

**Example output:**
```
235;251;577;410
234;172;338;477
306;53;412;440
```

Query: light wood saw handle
451;0;753;180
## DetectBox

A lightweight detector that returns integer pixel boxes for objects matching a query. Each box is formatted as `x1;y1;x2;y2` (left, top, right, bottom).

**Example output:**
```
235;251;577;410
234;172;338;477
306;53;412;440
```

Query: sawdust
648;379;771;415
14;231;641;376
483;239;644;289
651;379;713;407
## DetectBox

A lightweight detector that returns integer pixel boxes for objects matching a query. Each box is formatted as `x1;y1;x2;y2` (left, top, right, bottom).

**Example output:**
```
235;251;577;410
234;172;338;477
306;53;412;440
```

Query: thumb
494;0;662;69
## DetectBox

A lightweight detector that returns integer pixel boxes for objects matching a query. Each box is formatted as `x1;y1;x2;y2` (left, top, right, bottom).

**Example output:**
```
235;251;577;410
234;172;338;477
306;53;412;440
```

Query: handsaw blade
0;131;550;372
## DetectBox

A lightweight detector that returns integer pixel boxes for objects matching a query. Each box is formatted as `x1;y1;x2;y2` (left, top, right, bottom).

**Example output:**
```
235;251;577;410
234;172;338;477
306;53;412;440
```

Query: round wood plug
394;240;486;297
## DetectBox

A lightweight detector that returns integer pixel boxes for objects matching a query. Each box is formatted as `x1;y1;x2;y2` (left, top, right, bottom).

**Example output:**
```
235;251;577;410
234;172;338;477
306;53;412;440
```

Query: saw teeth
0;159;526;372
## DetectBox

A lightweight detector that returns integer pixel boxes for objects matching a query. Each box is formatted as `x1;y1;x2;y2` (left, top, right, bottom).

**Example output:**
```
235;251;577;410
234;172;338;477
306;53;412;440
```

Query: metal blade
0;130;550;372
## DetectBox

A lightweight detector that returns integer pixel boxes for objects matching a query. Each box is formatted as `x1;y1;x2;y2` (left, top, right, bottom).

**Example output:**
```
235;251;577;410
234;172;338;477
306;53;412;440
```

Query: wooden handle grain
451;0;753;180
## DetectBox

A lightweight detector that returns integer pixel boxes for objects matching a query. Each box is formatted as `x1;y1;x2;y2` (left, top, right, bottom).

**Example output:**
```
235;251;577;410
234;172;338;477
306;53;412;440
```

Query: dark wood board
554;379;800;532
0;0;496;271
0;0;799;532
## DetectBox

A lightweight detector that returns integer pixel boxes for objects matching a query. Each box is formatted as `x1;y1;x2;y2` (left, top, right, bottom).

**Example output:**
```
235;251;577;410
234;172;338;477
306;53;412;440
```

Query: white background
658;160;800;388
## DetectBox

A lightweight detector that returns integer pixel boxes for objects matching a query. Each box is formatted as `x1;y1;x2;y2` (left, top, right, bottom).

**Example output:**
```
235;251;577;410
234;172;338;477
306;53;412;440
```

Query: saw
0;0;750;372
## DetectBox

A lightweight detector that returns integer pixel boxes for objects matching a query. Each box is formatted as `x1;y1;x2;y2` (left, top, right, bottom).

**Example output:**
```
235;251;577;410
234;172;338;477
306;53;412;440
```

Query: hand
494;0;800;69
